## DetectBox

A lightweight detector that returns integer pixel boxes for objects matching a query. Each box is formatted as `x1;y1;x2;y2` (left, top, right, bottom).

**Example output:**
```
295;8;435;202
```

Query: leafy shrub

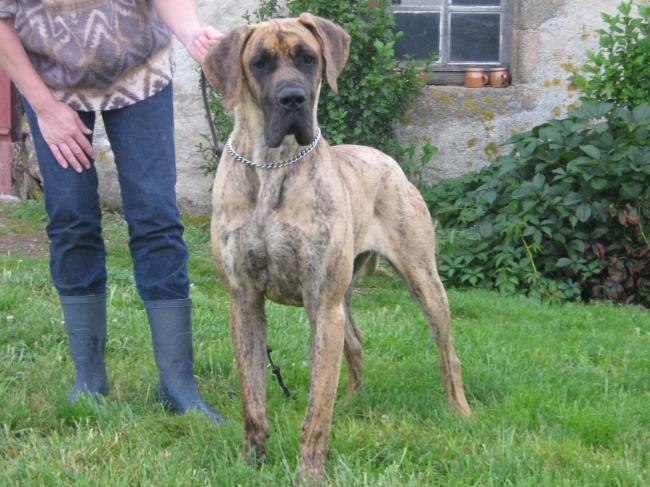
200;0;434;180
424;102;650;306
573;1;649;107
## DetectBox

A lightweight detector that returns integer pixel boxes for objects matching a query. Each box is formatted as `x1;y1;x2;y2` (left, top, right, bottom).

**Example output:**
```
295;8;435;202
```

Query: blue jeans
24;83;190;301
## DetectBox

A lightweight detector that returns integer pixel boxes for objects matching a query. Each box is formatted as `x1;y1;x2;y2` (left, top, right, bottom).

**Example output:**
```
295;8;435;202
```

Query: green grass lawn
1;201;649;486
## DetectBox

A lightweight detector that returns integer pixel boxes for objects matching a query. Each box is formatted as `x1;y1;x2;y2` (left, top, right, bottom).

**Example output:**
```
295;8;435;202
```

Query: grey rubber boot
59;294;109;402
145;298;226;424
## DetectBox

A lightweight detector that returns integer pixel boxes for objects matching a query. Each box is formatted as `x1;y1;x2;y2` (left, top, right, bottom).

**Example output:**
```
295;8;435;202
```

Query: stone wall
89;0;632;214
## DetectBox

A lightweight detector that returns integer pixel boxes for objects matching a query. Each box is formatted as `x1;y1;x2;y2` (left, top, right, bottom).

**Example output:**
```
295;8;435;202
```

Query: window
391;0;512;84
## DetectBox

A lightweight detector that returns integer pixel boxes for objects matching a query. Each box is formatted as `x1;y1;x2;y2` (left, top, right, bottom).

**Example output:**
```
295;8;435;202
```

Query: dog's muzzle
265;83;315;147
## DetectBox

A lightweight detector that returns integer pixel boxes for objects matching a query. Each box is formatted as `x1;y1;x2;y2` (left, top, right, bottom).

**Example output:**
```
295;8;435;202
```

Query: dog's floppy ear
298;13;351;93
202;25;253;110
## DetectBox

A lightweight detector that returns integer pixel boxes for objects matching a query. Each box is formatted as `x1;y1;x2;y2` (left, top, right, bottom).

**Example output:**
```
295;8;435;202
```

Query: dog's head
202;14;350;148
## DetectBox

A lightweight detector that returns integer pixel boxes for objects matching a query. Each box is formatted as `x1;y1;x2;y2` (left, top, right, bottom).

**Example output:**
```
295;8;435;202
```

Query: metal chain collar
225;127;322;169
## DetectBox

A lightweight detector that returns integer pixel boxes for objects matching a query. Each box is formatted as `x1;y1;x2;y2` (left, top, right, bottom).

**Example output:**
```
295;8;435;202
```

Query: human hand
34;100;96;173
185;26;224;64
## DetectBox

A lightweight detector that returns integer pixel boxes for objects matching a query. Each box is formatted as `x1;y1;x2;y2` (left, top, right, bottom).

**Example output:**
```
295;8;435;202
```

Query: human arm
0;18;95;172
152;0;224;64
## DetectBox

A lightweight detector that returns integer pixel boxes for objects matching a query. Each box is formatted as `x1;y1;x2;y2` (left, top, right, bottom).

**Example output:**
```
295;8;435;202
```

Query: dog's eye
302;54;315;66
253;59;267;70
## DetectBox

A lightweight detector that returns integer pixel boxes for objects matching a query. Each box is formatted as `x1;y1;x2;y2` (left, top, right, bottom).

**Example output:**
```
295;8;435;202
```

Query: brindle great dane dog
202;13;471;483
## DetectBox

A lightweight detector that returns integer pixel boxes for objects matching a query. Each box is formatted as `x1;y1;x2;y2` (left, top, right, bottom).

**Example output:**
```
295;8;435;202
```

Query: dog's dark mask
202;14;350;149
249;37;319;147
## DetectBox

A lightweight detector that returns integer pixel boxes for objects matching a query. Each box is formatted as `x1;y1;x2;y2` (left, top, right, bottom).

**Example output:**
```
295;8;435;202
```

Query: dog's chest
217;178;306;303
214;162;345;305
226;214;308;305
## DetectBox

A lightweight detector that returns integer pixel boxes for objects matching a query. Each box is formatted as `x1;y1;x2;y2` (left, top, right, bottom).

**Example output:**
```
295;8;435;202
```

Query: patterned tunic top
0;0;174;111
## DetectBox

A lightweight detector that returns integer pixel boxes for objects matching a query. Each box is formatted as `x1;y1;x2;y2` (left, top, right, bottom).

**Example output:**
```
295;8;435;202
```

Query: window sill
402;63;511;86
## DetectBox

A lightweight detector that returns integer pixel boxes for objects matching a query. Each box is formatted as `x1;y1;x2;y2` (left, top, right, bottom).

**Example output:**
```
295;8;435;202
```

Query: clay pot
464;68;489;88
489;67;511;88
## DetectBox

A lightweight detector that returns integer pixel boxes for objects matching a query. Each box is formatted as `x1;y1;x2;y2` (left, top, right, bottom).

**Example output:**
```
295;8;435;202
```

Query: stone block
514;0;567;30
512;30;541;84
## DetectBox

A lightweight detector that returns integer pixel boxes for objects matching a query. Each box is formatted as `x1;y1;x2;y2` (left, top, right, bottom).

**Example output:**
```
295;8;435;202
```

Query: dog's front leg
298;302;346;483
229;289;269;462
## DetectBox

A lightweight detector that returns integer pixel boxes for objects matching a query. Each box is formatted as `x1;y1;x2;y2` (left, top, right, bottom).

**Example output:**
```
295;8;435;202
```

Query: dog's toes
294;468;327;487
450;397;472;417
344;379;362;398
243;442;266;467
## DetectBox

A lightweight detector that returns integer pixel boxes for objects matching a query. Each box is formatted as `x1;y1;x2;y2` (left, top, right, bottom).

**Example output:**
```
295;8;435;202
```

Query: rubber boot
59;294;109;402
145;298;226;424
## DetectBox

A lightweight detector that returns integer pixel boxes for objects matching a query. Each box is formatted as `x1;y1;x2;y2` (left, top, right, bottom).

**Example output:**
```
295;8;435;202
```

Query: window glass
449;13;500;62
451;0;500;6
394;12;441;60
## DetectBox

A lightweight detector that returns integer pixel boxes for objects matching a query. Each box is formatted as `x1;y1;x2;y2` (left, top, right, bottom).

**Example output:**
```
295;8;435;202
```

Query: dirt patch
0;209;49;258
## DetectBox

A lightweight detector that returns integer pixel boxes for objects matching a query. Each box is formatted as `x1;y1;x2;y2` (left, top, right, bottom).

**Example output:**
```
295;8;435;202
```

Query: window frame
391;0;513;85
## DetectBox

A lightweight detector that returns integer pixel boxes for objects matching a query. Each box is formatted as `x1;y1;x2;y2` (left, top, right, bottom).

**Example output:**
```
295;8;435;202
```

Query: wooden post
0;69;13;193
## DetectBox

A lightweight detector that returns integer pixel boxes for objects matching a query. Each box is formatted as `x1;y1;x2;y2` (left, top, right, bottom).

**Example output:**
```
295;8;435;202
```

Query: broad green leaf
520;141;538;158
590;178;609;191
479;190;498;205
523;226;536;237
632;104;650;122
540;126;564;143
479;221;493;237
621;182;643;198
580;145;602;160
532;174;546;189
576;203;592;222
497;157;517;176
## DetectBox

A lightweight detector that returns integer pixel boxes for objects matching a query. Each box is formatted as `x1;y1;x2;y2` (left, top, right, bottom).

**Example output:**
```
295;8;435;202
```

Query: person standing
0;0;225;423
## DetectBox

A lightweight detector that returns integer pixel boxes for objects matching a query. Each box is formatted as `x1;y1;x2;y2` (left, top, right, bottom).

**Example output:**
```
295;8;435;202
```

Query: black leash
201;70;294;399
267;346;295;399
200;70;224;158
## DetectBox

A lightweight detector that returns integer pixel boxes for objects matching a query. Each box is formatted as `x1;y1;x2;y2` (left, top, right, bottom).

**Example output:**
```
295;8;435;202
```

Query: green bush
424;102;650;306
200;0;435;178
573;1;649;107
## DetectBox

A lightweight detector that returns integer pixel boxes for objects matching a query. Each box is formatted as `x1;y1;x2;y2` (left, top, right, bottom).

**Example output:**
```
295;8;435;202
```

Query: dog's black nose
278;86;307;111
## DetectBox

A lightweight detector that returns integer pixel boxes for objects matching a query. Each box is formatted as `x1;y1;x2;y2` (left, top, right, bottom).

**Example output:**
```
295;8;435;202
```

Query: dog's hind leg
229;290;270;461
379;193;471;416
401;259;471;416
343;286;363;395
342;252;371;395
